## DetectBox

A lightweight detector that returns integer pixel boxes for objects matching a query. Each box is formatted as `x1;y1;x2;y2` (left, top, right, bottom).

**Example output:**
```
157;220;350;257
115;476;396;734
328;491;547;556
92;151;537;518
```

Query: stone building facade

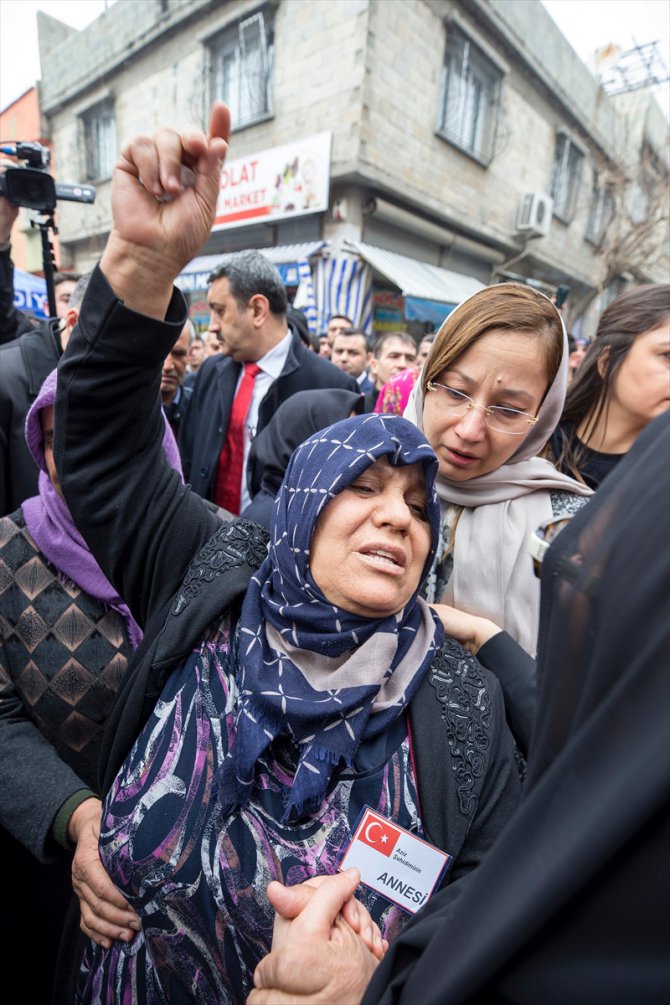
37;0;668;336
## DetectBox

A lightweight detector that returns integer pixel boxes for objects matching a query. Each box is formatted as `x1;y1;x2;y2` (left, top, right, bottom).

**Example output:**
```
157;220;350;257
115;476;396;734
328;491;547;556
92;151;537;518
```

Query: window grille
550;134;584;223
210;10;274;130
438;25;502;165
81;100;116;182
586;181;615;244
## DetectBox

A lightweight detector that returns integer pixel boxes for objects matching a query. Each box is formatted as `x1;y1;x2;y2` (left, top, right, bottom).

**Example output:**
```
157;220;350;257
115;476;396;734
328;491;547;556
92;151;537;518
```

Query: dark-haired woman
550;284;670;489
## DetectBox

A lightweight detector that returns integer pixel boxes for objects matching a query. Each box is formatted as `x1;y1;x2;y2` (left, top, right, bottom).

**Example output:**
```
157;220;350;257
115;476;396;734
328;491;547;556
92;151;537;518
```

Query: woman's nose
373;488;412;528
453;404;488;440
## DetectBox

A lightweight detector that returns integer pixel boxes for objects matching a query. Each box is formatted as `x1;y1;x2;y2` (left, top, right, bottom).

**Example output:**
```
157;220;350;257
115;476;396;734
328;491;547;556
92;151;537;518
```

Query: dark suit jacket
179;325;360;500
0;320;61;515
357;372;376;399
364;384;381;412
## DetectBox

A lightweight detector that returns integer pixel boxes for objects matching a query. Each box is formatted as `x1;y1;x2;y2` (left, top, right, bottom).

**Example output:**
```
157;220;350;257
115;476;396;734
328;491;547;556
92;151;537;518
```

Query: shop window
80;100;116;182
438;24;502;165
209;10;274;131
550;134;584;223
586;180;614;244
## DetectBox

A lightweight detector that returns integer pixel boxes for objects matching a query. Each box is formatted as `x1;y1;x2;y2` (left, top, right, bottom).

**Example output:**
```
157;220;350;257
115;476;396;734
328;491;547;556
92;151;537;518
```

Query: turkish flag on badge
357;810;401;858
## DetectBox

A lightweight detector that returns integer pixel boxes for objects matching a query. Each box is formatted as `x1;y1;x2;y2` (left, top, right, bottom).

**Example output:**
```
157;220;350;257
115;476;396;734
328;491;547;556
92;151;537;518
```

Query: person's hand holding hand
100;101;230;318
69;797;140;949
430;603;501;654
268;871;387;960
248;870;380;1005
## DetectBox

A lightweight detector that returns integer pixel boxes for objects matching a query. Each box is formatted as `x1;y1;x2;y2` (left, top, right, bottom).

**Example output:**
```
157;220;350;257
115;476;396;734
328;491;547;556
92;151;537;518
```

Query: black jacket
179;328;360;500
0;319;61;515
0;246;40;345
162;380;193;445
364;414;670;1005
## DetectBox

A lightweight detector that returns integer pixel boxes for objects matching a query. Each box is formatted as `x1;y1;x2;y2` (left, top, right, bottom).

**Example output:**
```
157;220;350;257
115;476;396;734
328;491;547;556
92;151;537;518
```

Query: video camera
0;141;95;213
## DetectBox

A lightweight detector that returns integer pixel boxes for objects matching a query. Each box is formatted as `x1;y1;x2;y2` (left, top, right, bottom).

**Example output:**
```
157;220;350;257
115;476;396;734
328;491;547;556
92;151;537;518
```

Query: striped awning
176;242;327;292
344;240;484;306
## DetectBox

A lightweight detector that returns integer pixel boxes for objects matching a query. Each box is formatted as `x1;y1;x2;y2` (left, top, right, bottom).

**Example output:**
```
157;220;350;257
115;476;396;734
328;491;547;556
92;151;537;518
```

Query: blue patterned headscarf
220;413;444;822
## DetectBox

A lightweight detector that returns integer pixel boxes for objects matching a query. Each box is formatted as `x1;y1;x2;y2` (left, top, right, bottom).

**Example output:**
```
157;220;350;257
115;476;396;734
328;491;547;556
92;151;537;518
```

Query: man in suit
331;328;375;398
0;272;91;515
161;319;194;442
361;331;418;411
180;251;359;509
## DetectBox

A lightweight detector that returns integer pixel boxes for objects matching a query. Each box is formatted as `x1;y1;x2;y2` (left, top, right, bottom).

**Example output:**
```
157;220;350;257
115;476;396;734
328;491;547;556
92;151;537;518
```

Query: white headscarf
404;285;592;655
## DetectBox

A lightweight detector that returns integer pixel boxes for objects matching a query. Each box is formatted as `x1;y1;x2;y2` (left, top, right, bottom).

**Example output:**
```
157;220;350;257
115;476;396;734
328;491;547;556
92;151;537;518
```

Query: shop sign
213;133;332;231
373;290;405;332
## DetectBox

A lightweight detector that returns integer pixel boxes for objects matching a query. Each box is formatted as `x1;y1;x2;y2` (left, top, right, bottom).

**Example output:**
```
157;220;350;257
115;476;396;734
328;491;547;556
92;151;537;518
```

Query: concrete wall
359;0;618;286
44;0;371;260
38;0;669;293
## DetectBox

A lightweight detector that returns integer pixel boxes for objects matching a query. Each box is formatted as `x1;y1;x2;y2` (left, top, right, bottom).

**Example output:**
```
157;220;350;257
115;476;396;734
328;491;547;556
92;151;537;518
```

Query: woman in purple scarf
0;368;182;1004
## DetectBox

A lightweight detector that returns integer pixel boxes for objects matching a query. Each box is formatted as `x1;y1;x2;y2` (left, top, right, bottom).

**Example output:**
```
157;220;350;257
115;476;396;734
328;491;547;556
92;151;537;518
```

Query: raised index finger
209;101;231;145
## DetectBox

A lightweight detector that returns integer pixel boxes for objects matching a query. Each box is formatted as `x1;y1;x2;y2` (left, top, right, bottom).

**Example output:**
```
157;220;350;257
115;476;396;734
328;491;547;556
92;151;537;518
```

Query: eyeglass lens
428;383;534;434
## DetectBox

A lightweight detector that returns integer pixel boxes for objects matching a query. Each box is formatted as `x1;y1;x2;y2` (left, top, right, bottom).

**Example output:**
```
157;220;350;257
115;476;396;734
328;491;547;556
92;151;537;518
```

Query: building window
586;181;614;244
437;24;502;165
210;10;274;130
81;101;116;182
550;134;584;223
629;145;665;225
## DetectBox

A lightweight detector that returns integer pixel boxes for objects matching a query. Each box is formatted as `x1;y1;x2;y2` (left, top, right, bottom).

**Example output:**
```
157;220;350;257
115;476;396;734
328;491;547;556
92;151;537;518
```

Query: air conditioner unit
515;192;553;237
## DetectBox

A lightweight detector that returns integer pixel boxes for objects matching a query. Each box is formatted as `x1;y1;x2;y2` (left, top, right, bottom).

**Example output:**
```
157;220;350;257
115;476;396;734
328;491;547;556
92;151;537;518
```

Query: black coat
241;387;365;530
179;328;360;500
0;319;61;515
0;246;40;345
364;412;670;1005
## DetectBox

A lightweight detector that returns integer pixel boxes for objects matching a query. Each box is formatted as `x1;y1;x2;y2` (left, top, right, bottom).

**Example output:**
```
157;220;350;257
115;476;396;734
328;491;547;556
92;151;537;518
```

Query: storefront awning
176;241;328;292
344;240;484;322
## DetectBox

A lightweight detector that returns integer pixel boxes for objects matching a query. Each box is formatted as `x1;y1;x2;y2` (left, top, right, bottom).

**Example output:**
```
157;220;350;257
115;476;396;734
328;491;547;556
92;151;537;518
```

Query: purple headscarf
22;368;184;652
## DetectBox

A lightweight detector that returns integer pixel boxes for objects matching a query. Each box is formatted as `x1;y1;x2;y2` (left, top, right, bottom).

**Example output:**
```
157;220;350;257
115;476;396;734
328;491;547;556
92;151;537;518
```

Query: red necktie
214;362;262;513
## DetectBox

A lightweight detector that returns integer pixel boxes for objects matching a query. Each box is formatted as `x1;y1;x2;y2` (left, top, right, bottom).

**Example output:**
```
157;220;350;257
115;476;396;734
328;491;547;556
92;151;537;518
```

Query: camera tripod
32;210;59;319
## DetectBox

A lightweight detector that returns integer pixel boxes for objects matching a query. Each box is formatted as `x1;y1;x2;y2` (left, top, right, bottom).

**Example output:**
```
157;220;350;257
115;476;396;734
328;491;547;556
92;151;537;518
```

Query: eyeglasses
426;382;538;435
529;517;573;577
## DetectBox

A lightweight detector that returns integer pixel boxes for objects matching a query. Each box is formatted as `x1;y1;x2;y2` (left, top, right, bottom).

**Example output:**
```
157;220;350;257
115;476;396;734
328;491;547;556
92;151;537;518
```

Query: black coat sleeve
409;638;522;885
477;631;537;757
0;246;36;344
54;265;221;630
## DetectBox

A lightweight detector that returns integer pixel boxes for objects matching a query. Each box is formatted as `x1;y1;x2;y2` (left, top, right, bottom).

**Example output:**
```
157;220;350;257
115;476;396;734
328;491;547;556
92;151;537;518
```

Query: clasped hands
248;868;386;1005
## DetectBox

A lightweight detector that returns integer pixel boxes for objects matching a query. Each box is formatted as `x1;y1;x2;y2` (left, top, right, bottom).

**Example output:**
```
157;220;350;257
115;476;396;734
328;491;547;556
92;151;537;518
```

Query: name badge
339;806;452;914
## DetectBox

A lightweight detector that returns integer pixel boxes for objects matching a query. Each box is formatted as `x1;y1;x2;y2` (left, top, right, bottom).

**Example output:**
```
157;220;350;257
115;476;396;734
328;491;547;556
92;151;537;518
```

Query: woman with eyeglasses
404;282;592;656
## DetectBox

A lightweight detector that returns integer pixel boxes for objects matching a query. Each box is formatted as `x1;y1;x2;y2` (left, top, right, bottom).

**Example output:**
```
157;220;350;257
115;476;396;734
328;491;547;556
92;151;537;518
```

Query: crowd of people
0;101;668;1005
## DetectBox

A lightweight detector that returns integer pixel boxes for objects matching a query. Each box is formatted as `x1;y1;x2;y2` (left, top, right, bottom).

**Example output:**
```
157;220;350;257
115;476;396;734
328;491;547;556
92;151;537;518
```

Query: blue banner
14;268;48;318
